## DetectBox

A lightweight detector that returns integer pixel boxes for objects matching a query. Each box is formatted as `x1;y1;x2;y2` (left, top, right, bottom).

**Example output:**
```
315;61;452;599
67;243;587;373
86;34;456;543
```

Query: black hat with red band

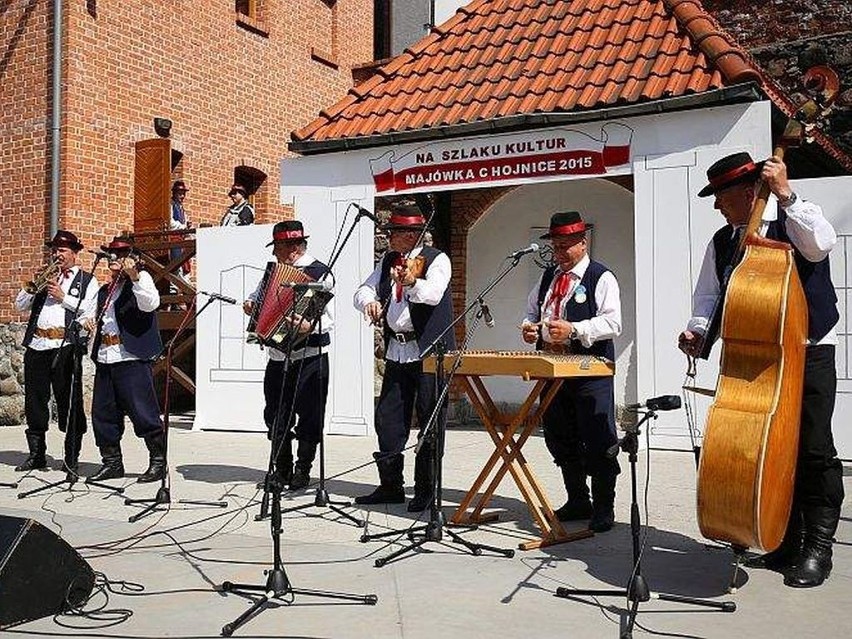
267;220;309;246
540;211;587;239
46;230;84;252
101;236;135;256
698;152;763;198
382;213;428;231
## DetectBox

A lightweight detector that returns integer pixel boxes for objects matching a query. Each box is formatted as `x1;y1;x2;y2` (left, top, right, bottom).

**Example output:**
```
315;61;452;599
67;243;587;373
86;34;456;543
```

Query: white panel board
194;224;274;432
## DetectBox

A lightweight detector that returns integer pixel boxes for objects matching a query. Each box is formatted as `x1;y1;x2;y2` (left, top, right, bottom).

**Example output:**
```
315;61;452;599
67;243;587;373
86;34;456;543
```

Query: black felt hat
266;220;309;246
382;212;428;231
698;152;763;197
540;211;587;239
100;236;135;255
45;230;84;252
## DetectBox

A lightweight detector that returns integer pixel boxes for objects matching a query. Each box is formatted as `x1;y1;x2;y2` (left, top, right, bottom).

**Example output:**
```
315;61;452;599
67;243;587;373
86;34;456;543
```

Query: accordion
246;262;333;352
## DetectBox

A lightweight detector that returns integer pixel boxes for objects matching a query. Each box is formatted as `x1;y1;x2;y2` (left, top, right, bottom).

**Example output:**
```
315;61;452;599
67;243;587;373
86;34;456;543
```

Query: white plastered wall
195;100;780;445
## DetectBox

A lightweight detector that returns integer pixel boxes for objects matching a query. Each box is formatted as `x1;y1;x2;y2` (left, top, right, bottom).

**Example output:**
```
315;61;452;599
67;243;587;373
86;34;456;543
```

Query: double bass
695;67;840;552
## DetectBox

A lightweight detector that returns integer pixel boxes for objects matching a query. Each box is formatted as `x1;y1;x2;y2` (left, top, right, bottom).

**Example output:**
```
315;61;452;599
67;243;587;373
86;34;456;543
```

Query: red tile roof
292;0;762;148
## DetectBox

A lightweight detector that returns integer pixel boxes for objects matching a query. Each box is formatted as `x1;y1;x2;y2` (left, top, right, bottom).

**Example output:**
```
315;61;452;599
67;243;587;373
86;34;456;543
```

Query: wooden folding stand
425;351;614;550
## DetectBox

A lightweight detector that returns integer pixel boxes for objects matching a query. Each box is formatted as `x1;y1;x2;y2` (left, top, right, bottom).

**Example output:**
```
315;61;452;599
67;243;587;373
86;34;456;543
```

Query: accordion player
245;261;333;353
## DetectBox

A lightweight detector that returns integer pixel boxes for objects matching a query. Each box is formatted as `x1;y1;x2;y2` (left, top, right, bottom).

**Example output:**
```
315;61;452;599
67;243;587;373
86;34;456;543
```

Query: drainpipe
49;0;63;236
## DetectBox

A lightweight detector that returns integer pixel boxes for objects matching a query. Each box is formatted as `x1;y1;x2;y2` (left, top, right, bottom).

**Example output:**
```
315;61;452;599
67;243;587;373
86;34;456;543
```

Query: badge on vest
70;286;80;297
573;284;587;304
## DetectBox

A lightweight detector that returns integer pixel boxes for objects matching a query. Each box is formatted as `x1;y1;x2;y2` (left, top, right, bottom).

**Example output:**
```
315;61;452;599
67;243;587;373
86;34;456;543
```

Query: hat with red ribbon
266;220;309;246
382;213;428;231
45;230;84;251
698;152;763;197
100;236;135;256
540;211;587;239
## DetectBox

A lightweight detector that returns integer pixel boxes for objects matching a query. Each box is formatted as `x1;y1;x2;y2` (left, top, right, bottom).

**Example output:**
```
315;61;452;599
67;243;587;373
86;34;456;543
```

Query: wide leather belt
34;327;65;339
101;334;122;347
391;331;418;344
541;342;571;355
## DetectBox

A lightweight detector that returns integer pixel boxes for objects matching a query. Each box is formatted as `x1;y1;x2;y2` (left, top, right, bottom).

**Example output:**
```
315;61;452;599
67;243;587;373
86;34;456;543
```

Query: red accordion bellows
246;262;328;351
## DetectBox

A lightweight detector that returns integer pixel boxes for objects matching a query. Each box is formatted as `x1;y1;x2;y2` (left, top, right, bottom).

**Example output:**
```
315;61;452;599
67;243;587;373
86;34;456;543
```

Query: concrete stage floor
0;419;849;639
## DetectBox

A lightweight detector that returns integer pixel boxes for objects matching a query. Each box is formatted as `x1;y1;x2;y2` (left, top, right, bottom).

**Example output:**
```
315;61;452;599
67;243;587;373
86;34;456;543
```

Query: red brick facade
704;0;852;154
0;0;372;322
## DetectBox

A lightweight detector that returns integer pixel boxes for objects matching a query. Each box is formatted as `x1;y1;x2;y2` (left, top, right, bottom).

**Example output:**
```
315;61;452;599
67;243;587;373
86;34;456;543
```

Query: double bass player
679;152;844;588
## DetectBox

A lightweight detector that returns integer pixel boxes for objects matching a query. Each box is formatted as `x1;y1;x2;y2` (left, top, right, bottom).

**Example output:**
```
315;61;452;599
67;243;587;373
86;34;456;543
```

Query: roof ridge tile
663;0;760;84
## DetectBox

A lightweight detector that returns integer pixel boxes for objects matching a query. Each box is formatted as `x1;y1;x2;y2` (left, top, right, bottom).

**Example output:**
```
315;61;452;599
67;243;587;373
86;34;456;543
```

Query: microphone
355;204;378;223
508;243;539;259
281;281;333;292
625;395;682;412
199;291;237;305
88;249;116;261
481;303;495;328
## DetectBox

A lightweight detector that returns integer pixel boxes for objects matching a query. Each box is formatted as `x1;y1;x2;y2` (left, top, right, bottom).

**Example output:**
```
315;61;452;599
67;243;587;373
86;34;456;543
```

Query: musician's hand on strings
242;300;254;316
364;301;383;324
45;280;65;302
520;320;539;344
121;255;140;282
762;156;793;201
547;319;573;343
678;330;704;357
80;317;96;333
391;263;416;287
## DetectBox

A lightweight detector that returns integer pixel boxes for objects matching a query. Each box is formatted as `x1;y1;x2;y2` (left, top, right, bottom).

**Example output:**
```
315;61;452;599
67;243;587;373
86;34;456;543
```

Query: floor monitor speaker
0;515;95;629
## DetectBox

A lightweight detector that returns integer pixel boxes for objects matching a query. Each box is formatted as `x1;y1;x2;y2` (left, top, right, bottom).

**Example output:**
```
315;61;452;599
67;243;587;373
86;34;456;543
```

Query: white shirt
248;253;334;362
80;271;161;364
15;266;99;351
525;254;622;348
687;197;838;346
354;246;452;363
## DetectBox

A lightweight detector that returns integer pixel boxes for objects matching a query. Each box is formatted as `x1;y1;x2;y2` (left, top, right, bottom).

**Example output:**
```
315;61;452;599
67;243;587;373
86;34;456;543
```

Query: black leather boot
273;434;294;487
355;453;405;505
137;433;167;483
88;444;125;482
62;429;85;482
589;471;617;533
289;439;317;490
15;431;48;472
408;442;434;512
747;507;804;572
784;506;840;588
553;464;592;521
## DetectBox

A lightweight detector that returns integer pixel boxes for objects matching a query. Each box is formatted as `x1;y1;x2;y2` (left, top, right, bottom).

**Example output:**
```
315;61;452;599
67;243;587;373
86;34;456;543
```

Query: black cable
54;571;134;629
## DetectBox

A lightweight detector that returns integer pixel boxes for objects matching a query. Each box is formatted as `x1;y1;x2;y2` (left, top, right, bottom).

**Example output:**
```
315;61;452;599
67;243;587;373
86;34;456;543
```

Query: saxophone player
14;230;98;476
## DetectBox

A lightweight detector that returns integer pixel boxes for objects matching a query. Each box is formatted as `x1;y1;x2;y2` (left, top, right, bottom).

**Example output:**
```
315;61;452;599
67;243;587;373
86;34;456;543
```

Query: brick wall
1;0;373;323
1;0;53;323
449;186;515;342
703;0;852;155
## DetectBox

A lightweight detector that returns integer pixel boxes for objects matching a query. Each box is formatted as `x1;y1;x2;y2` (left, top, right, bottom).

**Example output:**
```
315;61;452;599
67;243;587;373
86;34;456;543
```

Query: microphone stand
123;295;228;522
362;252;529;566
17;255;123;497
219;250;376;637
263;207;377;527
279;313;363;527
555;407;735;639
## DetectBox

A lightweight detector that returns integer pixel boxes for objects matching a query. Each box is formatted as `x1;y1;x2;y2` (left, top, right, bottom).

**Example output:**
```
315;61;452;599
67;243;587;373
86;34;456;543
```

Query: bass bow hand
678;330;704;357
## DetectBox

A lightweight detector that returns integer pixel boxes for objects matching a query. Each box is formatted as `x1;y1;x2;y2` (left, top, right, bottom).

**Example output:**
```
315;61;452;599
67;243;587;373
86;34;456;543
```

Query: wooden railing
122;226;204;396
